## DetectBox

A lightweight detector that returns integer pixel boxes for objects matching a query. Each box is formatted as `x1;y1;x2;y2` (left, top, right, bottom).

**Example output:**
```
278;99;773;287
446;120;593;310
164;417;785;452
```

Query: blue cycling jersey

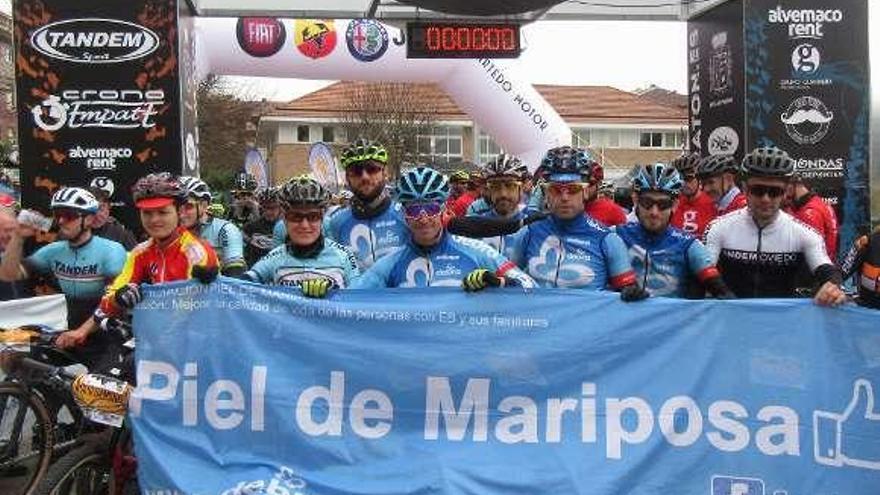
244;239;360;288
465;197;491;216
324;202;408;270
25;236;126;301
198;218;245;269
509;215;635;290
615;222;717;298
467;206;525;261
352;231;536;289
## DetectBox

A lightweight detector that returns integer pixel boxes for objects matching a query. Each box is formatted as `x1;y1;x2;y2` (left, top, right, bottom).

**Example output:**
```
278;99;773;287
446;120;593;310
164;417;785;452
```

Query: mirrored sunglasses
547;182;586;195
403;202;443;219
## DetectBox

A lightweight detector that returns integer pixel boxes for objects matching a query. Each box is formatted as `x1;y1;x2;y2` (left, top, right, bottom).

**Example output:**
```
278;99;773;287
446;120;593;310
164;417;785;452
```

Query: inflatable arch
195;17;572;169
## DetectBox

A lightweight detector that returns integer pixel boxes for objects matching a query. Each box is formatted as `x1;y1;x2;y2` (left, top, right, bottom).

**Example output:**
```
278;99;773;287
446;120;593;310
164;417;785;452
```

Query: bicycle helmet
671;153;701;174
233;172;258;192
50;187;99;214
178;176;212;201
131;173;187;209
255;187;279;205
397;166;449;203
449;170;470;183
340;138;388;168
632;163;683;197
484;154;529;180
540;146;595;182
696;154;738;179
207;202;226;218
741;147;795;178
279;176;330;208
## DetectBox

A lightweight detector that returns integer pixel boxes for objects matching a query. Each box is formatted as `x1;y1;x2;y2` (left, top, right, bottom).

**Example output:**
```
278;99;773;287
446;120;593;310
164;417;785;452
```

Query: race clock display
406;22;521;59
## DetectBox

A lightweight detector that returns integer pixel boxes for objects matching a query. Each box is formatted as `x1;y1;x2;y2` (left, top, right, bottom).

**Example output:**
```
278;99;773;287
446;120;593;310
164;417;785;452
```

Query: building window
478;132;502;163
322;126;334;143
296;125;310;143
664;131;683;149
640;132;663;148
575;129;620;149
572;129;590;147
417;126;463;164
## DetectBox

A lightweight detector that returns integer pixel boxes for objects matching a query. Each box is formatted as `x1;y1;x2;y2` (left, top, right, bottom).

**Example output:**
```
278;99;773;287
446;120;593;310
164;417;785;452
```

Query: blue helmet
540;146;595;182
397;166;449;203
632;162;683;197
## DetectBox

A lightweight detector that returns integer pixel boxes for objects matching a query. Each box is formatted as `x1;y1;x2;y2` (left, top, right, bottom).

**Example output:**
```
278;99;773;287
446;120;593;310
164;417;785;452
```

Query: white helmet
178;176;212;201
50;187;99;214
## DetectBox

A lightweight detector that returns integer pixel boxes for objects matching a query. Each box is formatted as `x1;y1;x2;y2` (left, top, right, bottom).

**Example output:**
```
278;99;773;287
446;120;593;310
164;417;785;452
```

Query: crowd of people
1;137;879;373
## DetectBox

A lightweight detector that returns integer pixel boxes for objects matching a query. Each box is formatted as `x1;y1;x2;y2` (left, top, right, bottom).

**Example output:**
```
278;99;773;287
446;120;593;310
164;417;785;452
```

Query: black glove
705;276;736;299
462;269;503;292
114;283;142;310
520;211;549;227
100;316;133;339
191;264;219;284
620;284;650;302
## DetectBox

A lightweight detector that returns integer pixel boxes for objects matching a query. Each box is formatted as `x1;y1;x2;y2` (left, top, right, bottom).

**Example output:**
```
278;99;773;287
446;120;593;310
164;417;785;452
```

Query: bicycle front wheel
33;441;110;495
0;383;54;495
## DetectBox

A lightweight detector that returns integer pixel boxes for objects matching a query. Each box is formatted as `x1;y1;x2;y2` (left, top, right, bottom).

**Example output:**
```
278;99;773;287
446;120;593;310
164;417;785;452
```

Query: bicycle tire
33;442;109;495
0;383;54;495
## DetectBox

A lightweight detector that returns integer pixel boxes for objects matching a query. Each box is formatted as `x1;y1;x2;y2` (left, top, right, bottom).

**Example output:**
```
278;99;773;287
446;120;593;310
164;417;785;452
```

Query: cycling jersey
584;197;627;227
244;238;360;288
671;191;717;239
789;192;839;260
197;217;245;271
100;227;218;316
705;208;833;298
717;187;747;216
840;230;880;309
242;217;277;267
24;236;126;326
467;206;525;260
465;197;492;216
449;191;479;217
324;201;408;270
352;232;535;289
509;215;636;290
616;222;719;298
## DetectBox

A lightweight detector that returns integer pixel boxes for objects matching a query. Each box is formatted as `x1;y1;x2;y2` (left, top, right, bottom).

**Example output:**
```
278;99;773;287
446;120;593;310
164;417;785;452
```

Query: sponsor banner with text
132;280;880;494
744;0;870;253
14;0;182;230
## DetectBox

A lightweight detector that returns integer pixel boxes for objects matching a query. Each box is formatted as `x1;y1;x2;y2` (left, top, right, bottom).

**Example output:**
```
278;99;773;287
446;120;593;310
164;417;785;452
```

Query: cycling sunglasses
52;209;83;223
347;162;384;176
403;201;443;219
546;182;586;195
638;196;675;211
486;180;521;192
284;210;323;224
748;184;786;199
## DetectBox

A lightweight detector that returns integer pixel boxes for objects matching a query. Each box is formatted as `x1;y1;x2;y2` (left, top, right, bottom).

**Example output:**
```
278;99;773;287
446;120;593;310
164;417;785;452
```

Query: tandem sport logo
30;18;160;64
131;363;880;472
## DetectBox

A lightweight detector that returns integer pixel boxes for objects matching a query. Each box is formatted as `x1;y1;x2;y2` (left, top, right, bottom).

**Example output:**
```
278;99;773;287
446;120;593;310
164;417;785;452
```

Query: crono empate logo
30;18;160;64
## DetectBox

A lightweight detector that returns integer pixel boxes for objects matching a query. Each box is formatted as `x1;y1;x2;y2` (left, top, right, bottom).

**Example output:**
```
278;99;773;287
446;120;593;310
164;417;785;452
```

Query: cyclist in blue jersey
508;146;647;301
244;177;359;297
353;166;535;290
179;176;247;277
0;187;127;365
616;163;734;299
466;154;530;260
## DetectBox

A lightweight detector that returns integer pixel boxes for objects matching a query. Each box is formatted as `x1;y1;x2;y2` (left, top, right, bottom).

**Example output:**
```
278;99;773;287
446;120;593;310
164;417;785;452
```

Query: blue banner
132;279;880;495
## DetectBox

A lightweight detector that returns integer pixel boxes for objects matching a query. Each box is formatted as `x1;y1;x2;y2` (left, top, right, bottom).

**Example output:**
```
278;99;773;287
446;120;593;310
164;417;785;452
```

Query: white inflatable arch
195;18;571;169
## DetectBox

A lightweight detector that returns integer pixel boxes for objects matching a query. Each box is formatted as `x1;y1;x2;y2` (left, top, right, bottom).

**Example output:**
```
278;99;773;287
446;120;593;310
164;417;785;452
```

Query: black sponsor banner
744;0;870;255
179;0;199;177
687;0;746;162
14;0;182;233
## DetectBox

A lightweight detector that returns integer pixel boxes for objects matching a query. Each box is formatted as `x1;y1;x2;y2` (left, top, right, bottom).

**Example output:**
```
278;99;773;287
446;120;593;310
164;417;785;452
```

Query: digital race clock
406;22;521;59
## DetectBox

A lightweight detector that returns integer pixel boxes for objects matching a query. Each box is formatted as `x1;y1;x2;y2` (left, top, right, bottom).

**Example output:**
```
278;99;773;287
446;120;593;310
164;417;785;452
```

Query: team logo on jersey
346;19;388;62
294;20;336;59
528;236;595;287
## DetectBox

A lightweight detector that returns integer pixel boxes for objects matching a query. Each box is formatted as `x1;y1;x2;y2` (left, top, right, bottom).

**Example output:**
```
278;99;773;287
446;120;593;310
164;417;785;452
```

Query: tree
338;82;438;178
196;76;265;191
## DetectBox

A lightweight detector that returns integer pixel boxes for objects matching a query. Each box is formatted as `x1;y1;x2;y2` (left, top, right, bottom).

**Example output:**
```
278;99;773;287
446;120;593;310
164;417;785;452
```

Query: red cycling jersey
671;191;717;239
718;191;747;216
99;227;218;316
788;192;839;259
584;197;627;227
449;191;479;217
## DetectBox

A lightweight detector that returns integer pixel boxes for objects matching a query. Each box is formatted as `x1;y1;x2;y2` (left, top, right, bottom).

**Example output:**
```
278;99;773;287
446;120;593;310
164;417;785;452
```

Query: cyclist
705;147;844;305
87;184;137;250
669;153;716;238
840;225;880;309
243;177;359;297
583;159;627;227
353;166;535;290
446;169;471;210
242;187;282;266
451;168;484;217
697;154;747;216
228;172;260;228
787;173;839;260
179;176;247;277
508;147;646;300
616;163;733;298
466;154;530;259
99;173;219;318
0;187;127;364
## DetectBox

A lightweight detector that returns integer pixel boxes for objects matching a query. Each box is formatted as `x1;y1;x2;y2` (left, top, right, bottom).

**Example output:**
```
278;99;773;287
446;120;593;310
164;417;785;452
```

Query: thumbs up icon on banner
813;379;880;470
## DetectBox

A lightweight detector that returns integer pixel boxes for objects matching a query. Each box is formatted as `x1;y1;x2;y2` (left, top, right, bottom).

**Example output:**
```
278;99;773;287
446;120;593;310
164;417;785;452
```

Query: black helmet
483;154;529;181
279;176;330;208
540;146;595;181
696;154;738;179
340;138;388;168
741;147;794;178
671;153;701;174
233;172;258;192
131;173;187;208
255;187;279;205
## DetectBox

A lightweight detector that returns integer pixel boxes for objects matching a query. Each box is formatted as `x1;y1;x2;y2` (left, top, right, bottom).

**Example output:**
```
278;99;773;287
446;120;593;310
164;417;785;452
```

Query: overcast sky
230;20;688;102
